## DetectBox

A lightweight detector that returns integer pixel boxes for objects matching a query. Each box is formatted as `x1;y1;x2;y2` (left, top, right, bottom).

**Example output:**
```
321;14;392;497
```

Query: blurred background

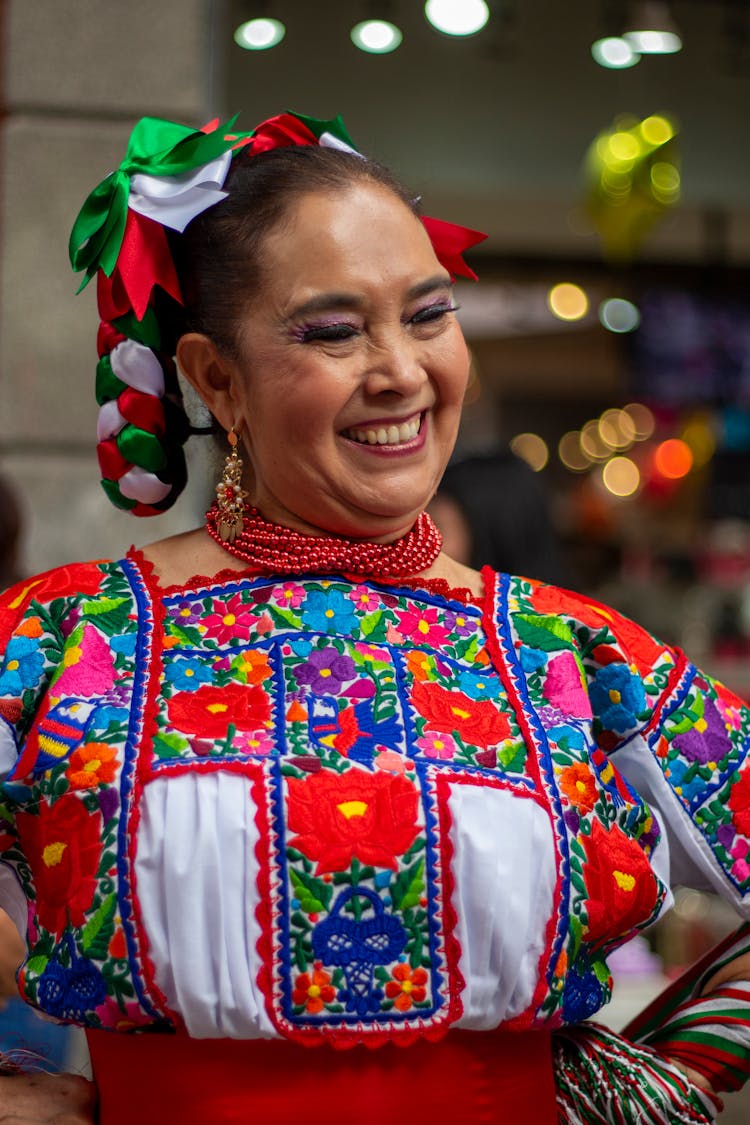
1;0;750;1114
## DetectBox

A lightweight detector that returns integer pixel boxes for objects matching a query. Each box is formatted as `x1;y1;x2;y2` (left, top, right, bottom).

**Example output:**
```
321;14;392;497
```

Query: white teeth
346;416;422;446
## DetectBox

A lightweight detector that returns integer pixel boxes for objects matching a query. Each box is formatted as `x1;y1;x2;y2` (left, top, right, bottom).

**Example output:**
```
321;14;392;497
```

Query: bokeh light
351;20;403;53
653;439;693;479
558;431;591;472
233;18;285;50
510;432;549;472
599;297;641;333
580;420;611;461
591;37;640;68
602;456;641;497
640;115;674;146
623;403;656;440
599;409;636;450
624;29;681;54
681;415;716;469
548;283;589;322
425;0;489;36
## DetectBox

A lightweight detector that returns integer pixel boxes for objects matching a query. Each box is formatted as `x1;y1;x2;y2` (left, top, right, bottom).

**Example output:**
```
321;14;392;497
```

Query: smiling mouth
343;414;422;447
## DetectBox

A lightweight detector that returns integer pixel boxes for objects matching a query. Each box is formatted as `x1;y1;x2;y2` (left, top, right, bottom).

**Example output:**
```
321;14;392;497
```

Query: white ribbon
118;466;172;504
128;150;233;233
109;339;165;397
319;131;365;159
97;400;126;441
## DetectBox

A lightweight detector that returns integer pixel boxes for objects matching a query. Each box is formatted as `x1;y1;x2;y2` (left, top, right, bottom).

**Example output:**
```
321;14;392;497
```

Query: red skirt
87;1027;558;1124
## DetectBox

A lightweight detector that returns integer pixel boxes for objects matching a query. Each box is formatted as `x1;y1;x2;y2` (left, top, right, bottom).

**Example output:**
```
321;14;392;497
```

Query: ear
176;333;238;432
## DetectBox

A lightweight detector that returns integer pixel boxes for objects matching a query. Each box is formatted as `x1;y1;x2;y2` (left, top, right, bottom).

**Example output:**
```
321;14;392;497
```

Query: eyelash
297;303;460;343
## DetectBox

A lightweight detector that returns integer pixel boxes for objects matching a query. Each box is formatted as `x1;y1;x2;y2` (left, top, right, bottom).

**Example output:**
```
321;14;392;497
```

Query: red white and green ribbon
624;923;750;1094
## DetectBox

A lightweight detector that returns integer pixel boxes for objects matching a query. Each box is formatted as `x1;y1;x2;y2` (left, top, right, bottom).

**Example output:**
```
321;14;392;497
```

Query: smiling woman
1;109;750;1125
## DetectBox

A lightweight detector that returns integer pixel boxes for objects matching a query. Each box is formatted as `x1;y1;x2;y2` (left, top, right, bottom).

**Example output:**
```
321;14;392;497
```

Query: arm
0;1071;96;1123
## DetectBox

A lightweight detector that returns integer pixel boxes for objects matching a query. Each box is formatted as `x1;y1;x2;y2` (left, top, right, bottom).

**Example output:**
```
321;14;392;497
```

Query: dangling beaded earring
215;427;248;543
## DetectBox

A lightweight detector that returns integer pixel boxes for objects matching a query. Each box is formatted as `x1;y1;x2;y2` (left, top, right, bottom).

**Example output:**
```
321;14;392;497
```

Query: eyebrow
286;274;453;321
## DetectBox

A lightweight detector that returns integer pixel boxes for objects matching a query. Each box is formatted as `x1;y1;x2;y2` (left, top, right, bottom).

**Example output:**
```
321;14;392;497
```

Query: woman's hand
0;1072;97;1123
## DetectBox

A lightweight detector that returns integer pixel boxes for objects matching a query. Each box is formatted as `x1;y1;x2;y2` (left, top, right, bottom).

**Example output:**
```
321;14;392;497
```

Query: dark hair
172;145;418;357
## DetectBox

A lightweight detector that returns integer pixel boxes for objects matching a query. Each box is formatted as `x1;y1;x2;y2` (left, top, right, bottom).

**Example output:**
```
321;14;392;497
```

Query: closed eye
409;303;460;325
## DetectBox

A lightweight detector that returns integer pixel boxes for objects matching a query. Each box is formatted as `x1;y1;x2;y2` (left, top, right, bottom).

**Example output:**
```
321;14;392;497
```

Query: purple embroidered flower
168;599;203;626
673;697;732;766
717;823;736;850
590;663;645;733
98;787;120;825
296;648;357;694
442;610;475;638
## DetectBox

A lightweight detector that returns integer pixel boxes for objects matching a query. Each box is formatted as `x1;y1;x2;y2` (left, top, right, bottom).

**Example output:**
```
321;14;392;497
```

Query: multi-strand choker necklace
205;504;442;578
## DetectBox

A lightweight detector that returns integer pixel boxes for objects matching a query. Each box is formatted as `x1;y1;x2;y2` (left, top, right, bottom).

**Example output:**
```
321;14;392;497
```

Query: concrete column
0;0;218;575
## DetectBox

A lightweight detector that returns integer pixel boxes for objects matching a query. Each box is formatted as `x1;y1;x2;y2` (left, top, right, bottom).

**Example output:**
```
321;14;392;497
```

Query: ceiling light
624;2;682;54
351;19;403;53
234;17;286;50
425;0;489;37
591;36;640;69
599;298;641;333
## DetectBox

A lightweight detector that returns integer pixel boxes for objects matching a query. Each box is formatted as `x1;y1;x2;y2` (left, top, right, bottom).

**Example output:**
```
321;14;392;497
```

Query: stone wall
0;0;218;577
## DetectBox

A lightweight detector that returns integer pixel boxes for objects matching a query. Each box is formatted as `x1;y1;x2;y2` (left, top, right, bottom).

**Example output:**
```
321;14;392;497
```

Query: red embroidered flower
286;768;420;873
292;962;336;1013
66;742;118;790
201;594;257;645
16;795;102;938
729;770;750;837
411;681;510;748
581;819;659;947
385;963;428;1011
167;682;271;738
530;585;667;677
559;762;597;813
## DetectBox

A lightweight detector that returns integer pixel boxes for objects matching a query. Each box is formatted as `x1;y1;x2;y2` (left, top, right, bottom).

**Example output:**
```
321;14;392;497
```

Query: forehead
259;182;441;299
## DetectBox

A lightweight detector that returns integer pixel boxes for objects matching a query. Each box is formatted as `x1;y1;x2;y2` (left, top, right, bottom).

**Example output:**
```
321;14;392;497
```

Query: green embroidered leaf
25;955;49;976
359;610;383;637
593;959;611;984
81;596;127;617
290;868;333;914
152;732;188;759
267;604;302;629
515;614;575;652
498;742;526;772
82;893;117;959
168;623;204;647
391;858;425;912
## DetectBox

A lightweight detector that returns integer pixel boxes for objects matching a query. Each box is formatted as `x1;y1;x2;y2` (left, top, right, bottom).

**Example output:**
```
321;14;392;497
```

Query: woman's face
225;181;470;540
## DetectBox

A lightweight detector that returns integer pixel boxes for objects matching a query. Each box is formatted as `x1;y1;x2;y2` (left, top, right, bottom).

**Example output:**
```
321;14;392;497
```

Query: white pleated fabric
134;772;559;1037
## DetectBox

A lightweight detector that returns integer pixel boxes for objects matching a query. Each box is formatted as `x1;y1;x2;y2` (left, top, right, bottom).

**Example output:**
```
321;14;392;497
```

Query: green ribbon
69;113;247;289
293;112;357;150
116;425;167;472
100;478;137;511
95;355;127;405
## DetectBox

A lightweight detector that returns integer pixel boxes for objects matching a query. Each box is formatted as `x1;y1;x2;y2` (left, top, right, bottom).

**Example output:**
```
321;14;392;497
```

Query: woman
0;110;749;1124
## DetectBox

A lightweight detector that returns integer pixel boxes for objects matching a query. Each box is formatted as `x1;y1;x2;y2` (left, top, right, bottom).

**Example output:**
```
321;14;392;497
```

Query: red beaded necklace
205;504;442;578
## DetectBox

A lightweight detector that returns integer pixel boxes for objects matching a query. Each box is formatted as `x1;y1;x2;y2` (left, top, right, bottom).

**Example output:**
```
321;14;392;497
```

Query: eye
409;302;460;326
298;323;359;343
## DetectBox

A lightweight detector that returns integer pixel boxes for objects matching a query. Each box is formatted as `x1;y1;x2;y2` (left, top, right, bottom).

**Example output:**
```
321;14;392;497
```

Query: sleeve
554;585;750;914
0;562;108;926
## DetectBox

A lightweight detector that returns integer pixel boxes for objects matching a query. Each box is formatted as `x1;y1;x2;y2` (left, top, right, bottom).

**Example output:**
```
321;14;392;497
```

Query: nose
362;333;427;398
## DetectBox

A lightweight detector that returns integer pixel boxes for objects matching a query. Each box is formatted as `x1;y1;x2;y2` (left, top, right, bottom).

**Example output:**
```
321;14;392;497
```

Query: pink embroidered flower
733;858;750;882
52;625;115;698
355;642;389;663
348;585;380;613
234;728;276;755
396;607;449;647
717;696;744;732
96;997;155;1032
201;594;257;644
374;749;412;775
272;583;306;610
416;731;457;761
543;651;592;719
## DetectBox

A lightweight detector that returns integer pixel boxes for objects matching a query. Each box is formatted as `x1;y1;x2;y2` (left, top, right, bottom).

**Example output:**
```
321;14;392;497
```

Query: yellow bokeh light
650;162;680;201
580;420;610;461
623;403;655;440
608;131;641;164
681;415;716;469
510;432;549;472
558;431;591;472
640;115;674;147
602;456;640;497
599;408;636;450
548;283;589;322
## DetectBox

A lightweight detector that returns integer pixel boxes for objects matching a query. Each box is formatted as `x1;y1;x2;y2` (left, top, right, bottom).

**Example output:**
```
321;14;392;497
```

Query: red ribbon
421;216;487;281
97;211;183;322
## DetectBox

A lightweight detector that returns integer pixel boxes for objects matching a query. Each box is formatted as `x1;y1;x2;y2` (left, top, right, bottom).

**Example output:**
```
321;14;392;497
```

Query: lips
343;414;422;447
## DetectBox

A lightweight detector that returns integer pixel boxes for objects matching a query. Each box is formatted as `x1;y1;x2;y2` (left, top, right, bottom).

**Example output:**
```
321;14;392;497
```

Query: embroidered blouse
0;554;749;1046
